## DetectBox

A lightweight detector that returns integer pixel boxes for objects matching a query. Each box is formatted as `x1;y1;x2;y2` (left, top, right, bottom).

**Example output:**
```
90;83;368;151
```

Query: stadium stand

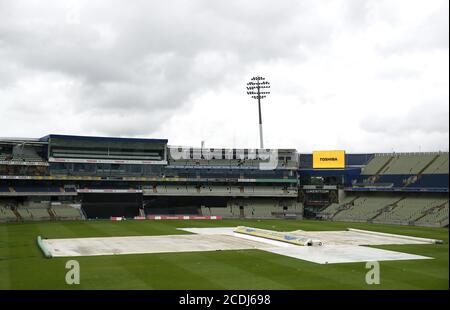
351;152;448;190
203;199;303;219
245;205;273;218
317;203;341;219
27;207;52;221
320;193;449;227
422;153;449;174
414;202;449;227
16;208;33;220
204;206;234;217
373;197;448;225
332;196;402;222
318;196;357;219
380;154;437;175
52;204;84;220
360;153;442;175
1;135;448;225
0;148;45;163
0;203;17;222
361;155;393;175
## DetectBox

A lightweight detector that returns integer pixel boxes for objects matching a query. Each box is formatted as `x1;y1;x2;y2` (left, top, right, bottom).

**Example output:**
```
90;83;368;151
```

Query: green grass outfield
0;219;448;289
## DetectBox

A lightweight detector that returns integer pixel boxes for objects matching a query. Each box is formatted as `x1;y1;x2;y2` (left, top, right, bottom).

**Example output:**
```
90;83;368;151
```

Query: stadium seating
16;208;33;220
325;194;449;227
205;200;285;219
0;199;84;221
27;208;52;221
414;202;449;226
318;203;341;218
0;152;45;162
319;195;356;218
245;205;273;218
200;206;211;216
361;155;393;175
361;153;448;176
380;154;437;175
373;197;448;225
14;202;52;220
247;200;302;219
52;205;84;220
333;196;401;222
149;185;293;197
206;206;234;217
0;205;17;222
354;152;449;190
421;153;449;174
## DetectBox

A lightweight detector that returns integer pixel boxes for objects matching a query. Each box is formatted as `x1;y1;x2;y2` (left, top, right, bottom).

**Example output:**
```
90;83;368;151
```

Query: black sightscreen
81;193;142;219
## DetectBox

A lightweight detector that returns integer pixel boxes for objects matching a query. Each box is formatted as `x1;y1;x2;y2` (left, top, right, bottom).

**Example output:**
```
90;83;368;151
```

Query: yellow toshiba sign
313;150;345;169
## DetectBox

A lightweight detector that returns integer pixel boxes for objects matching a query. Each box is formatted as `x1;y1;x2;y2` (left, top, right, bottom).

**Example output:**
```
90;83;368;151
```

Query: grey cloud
377;0;449;55
1;0;328;82
0;0;448;150
341;0;374;28
80;108;173;137
0;0;338;137
361;100;449;135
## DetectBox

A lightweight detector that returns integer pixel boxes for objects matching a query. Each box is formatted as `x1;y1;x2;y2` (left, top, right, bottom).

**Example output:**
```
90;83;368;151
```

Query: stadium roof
0;138;48;145
39;134;168;144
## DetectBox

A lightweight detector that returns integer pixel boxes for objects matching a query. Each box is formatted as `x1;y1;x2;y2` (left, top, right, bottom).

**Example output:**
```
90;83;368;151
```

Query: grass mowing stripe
0;220;447;289
236;249;367;290
73;255;153;290
120;252;224;290
163;250;292;290
0;224;11;289
207;249;330;290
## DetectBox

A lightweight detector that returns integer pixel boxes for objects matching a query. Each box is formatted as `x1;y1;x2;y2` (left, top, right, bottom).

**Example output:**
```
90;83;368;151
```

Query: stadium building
0;134;300;221
300;151;449;227
0;135;448;227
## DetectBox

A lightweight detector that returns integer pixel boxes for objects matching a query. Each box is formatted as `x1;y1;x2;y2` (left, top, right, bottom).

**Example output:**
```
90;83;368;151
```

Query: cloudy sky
0;0;448;152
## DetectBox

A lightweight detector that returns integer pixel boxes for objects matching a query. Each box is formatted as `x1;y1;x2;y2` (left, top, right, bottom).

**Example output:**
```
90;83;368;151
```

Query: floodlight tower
246;76;270;149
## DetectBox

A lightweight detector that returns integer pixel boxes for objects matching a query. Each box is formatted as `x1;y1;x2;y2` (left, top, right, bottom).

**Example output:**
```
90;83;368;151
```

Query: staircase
139;208;145;217
331;196;359;219
80;207;88;220
370;156;395;183
412;200;449;223
404;154;440;187
369;197;405;222
12;207;22;221
48;208;56;220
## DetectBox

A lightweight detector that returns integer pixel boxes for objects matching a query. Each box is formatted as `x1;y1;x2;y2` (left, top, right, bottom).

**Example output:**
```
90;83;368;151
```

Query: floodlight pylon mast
246;76;270;149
